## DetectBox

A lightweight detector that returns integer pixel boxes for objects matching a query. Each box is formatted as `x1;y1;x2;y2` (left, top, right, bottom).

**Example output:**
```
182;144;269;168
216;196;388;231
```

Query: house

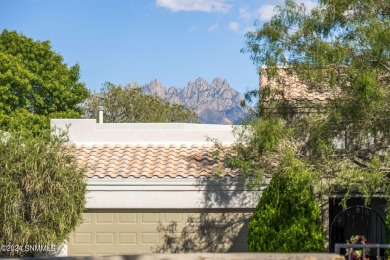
51;119;269;256
259;67;387;253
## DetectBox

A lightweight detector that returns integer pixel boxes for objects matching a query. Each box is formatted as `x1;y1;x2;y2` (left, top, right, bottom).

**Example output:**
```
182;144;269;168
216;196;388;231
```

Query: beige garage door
68;210;251;256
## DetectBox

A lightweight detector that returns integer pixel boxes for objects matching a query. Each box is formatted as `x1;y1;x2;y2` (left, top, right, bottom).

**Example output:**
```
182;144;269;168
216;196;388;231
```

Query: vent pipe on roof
97;106;104;124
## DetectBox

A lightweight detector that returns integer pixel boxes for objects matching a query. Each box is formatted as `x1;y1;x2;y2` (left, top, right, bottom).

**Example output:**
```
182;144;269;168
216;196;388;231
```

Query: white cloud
188;26;197;32
244;26;255;34
208;22;218;32
238;1;316;23
156;0;232;13
239;7;252;21
228;22;240;32
256;4;277;21
296;0;317;12
208;17;221;32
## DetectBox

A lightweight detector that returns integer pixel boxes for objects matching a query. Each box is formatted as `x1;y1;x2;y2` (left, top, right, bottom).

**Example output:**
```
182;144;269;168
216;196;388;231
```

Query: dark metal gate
329;205;385;256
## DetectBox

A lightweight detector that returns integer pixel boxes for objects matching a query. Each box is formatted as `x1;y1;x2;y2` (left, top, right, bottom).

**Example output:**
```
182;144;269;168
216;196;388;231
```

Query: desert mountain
142;77;246;124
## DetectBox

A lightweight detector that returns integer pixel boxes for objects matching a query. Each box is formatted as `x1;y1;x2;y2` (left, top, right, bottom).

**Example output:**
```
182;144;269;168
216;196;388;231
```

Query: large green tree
219;0;390;252
241;0;390;201
0;30;89;132
85;82;199;123
0;130;86;257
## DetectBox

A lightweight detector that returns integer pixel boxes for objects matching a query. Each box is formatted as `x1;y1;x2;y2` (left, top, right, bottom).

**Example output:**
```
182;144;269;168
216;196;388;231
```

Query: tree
0;30;89;131
217;0;390;251
248;152;324;252
0;30;88;257
84;82;199;123
241;0;390;199
0;129;86;257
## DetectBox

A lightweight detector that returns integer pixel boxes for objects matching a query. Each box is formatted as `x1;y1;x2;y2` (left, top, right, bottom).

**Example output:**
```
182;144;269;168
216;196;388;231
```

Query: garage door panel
68;211;251;256
96;233;115;244
82;213;92;223
96;213;115;223
118;233;137;244
141;233;159;244
141;213;160;223
78;224;139;232
163;213;182;223
73;232;92;244
118;213;137;223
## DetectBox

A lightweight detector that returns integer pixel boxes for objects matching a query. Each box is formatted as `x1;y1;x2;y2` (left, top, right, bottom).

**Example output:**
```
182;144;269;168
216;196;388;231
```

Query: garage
68;210;252;256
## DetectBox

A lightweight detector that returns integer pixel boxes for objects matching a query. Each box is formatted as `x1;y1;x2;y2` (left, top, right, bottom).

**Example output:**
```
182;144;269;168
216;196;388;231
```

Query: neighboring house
51;119;268;256
260;67;336;101
260;67;387;253
259;67;340;117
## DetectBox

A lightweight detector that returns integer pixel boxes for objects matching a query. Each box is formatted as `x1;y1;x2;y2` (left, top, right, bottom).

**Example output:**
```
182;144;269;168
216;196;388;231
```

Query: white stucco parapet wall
51;119;263;209
51;119;236;145
86;177;265;209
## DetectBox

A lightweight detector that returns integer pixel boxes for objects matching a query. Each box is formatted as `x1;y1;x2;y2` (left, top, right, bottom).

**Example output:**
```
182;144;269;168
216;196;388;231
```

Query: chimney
97;106;104;124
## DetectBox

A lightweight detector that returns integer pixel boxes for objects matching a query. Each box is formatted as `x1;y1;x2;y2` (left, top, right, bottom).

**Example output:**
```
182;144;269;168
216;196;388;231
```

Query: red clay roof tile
76;144;239;178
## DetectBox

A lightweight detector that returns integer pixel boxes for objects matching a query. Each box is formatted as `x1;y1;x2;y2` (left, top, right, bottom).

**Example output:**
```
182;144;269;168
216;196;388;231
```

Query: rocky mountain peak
211;77;229;89
141;77;247;124
194;77;208;85
186;77;209;93
143;79;166;98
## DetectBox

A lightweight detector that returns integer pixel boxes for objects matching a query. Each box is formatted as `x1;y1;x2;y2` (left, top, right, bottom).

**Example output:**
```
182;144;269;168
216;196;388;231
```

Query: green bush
248;153;324;252
385;212;390;258
0;130;86;257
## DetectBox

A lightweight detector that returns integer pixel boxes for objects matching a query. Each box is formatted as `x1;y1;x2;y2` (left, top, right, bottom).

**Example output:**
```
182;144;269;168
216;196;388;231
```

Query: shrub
248;153;324;252
0;130;86;257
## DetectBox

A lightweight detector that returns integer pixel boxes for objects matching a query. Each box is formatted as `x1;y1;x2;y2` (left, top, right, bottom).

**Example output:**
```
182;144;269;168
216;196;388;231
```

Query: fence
335;243;390;260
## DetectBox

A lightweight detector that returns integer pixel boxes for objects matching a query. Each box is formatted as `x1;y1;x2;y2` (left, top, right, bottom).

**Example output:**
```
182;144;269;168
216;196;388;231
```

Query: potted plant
346;235;369;260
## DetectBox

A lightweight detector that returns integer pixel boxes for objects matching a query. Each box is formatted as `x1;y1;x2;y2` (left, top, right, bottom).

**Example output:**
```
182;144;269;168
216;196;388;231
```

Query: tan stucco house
51;119;268;256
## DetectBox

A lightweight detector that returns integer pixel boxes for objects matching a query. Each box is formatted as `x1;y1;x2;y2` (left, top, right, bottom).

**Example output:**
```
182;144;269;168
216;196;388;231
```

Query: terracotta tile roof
76;144;239;178
260;67;338;103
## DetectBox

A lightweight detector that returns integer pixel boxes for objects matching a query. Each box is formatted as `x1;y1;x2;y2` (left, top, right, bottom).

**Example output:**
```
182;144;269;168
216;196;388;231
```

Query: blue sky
1;0;315;94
